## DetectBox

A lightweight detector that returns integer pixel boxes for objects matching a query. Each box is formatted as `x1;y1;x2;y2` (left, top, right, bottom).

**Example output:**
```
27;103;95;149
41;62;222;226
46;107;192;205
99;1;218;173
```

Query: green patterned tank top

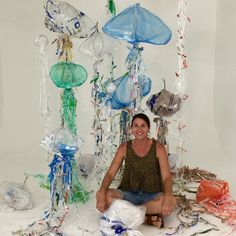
118;139;164;192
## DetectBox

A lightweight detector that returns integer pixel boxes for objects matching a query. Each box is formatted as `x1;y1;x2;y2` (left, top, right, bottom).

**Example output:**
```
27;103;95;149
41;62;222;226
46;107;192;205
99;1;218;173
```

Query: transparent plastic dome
44;0;95;38
53;127;78;155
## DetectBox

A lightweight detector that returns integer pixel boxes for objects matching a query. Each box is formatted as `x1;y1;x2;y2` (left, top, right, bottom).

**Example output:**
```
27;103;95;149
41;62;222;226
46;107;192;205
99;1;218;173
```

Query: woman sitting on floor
96;113;177;227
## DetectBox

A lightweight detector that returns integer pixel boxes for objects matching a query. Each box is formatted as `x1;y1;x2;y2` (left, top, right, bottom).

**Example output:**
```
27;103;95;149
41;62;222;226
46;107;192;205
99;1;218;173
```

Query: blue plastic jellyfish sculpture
48;128;89;209
102;3;172;45
103;73;152;110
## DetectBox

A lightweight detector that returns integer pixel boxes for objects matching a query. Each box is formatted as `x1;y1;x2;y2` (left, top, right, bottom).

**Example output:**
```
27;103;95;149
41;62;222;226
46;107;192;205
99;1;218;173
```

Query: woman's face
131;118;150;140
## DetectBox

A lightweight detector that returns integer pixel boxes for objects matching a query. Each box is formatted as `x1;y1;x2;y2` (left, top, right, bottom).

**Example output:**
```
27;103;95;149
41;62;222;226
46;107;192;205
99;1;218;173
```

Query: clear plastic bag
0;182;33;210
100;199;146;236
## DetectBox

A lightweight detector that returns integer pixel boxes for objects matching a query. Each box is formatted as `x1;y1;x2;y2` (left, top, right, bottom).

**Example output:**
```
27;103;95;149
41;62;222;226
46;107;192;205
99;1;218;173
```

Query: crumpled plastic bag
0;182;33;210
100;199;146;236
196;179;229;203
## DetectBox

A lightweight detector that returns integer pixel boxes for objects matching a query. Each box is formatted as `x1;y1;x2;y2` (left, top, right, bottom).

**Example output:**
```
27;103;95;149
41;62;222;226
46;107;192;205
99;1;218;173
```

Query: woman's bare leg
142;194;177;214
142;195;164;214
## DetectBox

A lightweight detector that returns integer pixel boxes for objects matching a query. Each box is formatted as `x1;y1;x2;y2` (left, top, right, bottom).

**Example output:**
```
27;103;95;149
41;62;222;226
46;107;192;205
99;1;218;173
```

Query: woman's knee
106;189;123;203
172;195;177;208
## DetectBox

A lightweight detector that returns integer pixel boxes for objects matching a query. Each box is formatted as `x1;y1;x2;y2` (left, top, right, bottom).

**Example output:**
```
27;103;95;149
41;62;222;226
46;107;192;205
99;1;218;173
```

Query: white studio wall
0;0;235;202
214;0;236;197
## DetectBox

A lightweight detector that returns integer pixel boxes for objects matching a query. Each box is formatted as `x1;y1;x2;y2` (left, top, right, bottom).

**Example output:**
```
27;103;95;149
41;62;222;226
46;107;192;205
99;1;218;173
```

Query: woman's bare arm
96;143;126;212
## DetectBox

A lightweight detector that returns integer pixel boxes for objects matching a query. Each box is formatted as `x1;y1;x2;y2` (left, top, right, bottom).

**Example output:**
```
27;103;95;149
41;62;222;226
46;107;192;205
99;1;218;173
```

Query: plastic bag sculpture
104;73;151;110
45;0;95;134
146;81;182;149
49;61;87;134
0;182;33;210
103;3;171;45
103;3;172;108
16;128;89;236
45;0;95;38
44;128;89;208
103;3;172;144
79;29;119;60
146;88;182;118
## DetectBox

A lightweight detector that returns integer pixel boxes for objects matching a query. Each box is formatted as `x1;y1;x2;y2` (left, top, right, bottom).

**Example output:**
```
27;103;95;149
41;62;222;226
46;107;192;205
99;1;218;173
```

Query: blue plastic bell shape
102;3;172;45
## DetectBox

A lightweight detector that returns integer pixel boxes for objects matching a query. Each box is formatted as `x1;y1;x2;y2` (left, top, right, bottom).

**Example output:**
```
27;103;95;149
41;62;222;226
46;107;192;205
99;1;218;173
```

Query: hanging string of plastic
174;0;190;158
34;34;51;134
78;4;120;184
146;80;182;153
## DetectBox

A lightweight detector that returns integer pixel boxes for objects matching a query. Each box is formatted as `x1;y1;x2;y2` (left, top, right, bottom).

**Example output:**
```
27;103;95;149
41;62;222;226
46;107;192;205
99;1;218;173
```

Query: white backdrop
0;0;235;198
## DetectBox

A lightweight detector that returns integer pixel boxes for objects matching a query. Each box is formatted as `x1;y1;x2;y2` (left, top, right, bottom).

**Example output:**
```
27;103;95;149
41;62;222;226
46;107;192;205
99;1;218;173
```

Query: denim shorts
118;189;162;205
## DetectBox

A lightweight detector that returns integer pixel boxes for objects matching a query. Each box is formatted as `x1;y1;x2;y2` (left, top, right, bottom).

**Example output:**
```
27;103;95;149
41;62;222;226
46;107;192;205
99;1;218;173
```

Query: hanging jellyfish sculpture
14;2;95;235
146;80;182;153
103;3;172;143
48;128;89;208
44;0;96;205
45;0;94;205
45;0;95;134
79;27;119;158
50;55;88;134
44;0;95;203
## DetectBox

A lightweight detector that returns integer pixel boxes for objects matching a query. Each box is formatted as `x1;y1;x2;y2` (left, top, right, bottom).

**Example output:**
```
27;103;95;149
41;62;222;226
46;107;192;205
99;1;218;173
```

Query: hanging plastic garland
78;2;119;185
79;27;119;157
34;34;51;134
79;27;119;161
174;0;190;158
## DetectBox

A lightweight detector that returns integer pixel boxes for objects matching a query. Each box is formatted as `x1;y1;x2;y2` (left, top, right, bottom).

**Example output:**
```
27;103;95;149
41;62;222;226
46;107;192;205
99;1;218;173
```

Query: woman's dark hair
131;113;150;128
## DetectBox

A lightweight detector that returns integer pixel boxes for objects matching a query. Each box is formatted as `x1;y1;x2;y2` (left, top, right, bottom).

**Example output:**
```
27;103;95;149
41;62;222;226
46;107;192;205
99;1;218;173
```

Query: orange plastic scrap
196;179;236;226
196;179;229;203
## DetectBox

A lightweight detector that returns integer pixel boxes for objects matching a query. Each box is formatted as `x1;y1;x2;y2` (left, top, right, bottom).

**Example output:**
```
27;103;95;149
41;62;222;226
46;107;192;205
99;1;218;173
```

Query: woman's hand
161;194;175;216
96;189;108;213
